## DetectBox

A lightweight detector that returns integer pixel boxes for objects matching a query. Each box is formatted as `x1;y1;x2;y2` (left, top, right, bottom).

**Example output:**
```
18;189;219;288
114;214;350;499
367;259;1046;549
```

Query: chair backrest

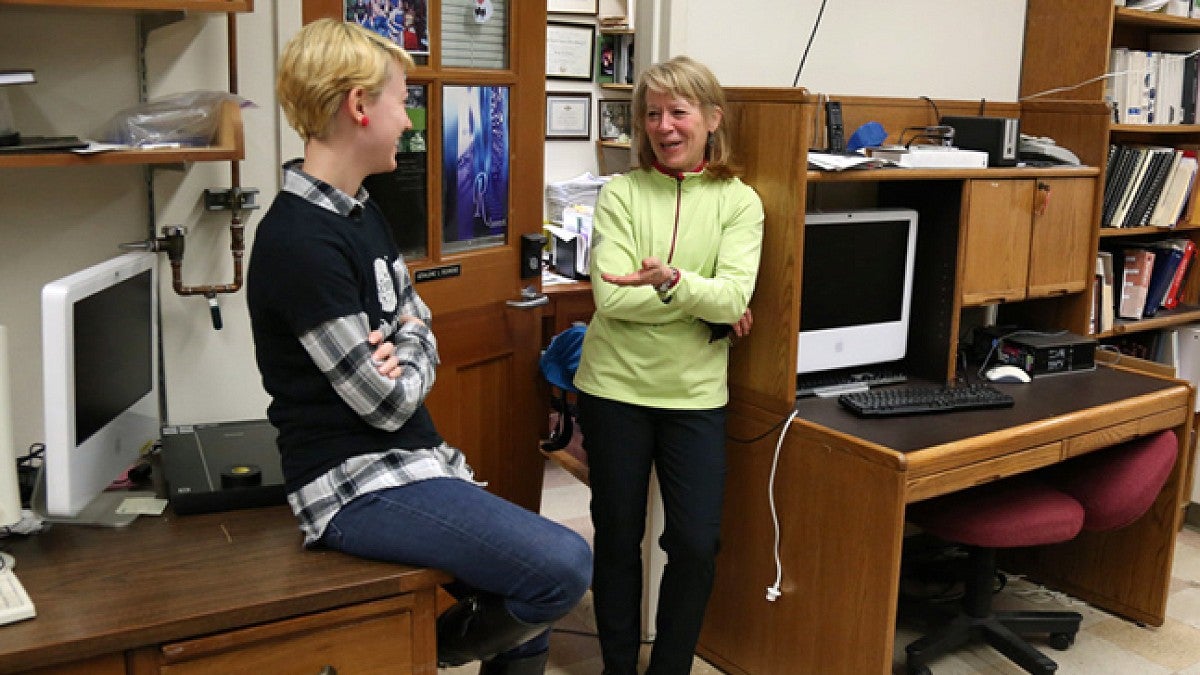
540;323;586;393
1055;429;1178;532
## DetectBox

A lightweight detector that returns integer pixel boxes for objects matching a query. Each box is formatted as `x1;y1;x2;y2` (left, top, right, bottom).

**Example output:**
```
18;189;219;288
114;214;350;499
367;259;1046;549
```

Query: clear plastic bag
101;91;249;148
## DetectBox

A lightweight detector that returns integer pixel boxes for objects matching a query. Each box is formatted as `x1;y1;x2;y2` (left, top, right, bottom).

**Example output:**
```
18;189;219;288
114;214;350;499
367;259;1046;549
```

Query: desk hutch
686;88;1197;674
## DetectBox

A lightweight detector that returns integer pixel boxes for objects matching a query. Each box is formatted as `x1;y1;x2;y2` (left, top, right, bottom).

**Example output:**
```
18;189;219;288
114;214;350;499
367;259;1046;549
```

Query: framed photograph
345;0;429;57
548;0;598;15
546;22;595;81
598;99;632;141
546;92;592;141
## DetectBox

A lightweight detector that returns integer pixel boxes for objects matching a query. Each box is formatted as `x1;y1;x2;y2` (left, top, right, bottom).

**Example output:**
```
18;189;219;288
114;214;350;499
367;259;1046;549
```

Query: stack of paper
868;146;989;168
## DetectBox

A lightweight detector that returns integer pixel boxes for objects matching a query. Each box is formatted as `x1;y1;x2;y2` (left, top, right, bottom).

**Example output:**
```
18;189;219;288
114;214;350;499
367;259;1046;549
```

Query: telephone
1018;134;1081;166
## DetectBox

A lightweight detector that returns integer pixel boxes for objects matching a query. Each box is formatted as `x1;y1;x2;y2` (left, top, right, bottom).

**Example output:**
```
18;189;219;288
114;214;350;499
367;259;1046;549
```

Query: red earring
360;115;370;127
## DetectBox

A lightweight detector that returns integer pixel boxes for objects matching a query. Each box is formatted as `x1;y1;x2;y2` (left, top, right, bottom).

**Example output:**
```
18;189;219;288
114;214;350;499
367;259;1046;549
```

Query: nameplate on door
414;264;462;282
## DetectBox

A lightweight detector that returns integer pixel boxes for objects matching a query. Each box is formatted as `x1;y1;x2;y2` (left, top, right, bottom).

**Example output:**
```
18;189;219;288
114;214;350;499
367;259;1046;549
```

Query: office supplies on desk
837;383;1014;417
867;145;989;168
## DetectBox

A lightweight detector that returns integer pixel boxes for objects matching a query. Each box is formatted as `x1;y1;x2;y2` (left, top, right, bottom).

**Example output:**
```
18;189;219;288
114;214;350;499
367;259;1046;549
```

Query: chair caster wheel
906;663;932;675
1047;632;1075;650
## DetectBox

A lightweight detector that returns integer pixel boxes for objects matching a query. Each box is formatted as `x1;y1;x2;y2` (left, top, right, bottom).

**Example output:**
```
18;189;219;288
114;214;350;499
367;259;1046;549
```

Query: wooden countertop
0;505;450;672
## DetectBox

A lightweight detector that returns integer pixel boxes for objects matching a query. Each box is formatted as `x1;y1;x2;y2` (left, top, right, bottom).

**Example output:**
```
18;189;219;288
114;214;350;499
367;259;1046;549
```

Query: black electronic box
997;332;1097;376
940;115;1020;167
160;419;285;515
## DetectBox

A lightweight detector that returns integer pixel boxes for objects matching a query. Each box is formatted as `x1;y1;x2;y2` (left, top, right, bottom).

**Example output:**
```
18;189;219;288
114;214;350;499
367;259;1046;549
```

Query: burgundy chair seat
1055;429;1178;532
911;480;1086;549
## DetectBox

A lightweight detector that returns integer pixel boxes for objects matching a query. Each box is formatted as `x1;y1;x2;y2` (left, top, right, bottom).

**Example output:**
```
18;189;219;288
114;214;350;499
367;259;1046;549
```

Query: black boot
437;595;550;667
478;650;550;675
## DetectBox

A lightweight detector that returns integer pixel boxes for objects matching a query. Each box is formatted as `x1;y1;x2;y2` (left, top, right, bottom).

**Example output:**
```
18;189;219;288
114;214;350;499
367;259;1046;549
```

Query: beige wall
2;2;1025;457
544;0;1028;184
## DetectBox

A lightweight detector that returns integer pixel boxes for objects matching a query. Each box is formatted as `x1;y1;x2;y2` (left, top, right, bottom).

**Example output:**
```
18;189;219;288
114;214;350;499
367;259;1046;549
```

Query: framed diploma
546;21;595;81
545;92;592;140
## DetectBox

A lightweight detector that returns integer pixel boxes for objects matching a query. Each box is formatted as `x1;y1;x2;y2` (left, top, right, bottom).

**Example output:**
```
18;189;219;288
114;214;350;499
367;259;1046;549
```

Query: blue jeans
321;477;592;659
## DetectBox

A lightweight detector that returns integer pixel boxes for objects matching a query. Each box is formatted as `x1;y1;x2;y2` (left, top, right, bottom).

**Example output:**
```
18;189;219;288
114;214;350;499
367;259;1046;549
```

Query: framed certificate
545;92;592;140
546;22;595;81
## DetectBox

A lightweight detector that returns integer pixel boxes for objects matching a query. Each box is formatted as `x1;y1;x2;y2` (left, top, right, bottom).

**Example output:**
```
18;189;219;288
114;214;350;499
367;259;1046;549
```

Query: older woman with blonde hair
574;55;764;674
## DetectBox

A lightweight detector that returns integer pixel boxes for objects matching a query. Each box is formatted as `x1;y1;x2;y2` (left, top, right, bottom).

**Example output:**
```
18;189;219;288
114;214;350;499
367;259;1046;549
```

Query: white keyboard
0;568;35;625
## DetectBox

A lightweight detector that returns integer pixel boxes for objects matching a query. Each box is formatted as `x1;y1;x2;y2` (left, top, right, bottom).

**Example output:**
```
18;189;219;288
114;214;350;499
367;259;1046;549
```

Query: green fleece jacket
574;165;764;409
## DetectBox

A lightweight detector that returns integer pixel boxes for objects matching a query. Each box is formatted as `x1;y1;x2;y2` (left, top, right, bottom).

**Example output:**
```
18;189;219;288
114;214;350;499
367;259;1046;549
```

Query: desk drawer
1065;407;1188;459
154;595;424;674
907;441;1062;502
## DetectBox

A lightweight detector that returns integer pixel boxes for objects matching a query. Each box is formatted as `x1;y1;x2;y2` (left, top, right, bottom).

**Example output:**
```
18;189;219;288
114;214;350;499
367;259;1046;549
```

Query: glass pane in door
442;0;509;69
345;0;430;66
364;84;430;259
441;85;509;253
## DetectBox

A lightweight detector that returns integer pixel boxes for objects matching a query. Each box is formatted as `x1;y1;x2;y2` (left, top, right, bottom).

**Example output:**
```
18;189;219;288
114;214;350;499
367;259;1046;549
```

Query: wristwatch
656;267;680;293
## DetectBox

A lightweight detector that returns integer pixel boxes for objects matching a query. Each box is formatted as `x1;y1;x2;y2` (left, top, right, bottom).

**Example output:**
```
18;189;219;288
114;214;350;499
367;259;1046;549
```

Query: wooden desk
0;506;450;674
541;280;593;346
698;364;1193;675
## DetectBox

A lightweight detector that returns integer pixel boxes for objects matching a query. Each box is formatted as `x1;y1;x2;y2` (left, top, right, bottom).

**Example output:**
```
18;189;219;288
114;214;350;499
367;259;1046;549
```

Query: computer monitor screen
41;253;159;518
798;208;918;375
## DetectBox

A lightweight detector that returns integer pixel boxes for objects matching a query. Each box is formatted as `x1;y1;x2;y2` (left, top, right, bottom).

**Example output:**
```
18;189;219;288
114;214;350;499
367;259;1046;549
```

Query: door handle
507;294;549;309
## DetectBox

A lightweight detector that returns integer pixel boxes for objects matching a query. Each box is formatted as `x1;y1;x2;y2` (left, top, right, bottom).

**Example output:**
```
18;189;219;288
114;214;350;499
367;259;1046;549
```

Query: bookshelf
594;22;633;173
1021;0;1200;340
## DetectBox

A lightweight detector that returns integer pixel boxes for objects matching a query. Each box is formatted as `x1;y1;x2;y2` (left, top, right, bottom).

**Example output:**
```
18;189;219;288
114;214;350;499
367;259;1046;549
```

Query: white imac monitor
798;208;919;375
41;252;159;521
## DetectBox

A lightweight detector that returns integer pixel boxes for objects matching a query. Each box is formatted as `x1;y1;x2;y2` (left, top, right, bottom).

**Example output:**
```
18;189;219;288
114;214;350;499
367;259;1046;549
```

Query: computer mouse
985;364;1031;384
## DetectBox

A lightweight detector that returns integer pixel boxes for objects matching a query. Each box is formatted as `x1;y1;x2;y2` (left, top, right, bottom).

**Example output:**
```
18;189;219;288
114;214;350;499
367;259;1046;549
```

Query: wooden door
1027;177;1094;299
302;1;548;510
959;179;1035;306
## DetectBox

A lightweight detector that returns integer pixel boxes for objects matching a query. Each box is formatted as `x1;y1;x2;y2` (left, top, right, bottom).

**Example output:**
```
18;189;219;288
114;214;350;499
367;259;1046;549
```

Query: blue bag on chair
539;323;586;451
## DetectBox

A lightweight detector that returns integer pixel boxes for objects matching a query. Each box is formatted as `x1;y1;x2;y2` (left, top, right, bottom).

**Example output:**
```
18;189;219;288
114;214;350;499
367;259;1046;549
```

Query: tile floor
443;461;1200;674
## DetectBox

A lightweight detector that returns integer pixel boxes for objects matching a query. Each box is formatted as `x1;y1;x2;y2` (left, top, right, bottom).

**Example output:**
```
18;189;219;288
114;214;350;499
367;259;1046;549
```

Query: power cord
791;0;829;87
765;408;799;602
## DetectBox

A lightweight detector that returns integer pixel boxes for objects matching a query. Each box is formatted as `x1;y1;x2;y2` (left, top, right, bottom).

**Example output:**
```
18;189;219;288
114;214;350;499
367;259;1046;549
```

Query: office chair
1053;429;1178;534
903;479;1086;675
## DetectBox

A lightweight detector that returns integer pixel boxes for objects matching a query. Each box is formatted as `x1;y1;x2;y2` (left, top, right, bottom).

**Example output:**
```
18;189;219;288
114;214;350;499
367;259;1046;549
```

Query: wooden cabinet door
959;179;1035;306
1027;178;1094;299
300;1;549;510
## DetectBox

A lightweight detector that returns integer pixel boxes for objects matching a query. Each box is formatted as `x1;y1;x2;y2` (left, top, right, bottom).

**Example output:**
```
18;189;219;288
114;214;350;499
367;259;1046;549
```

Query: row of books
1106;44;1200;125
1102;144;1198;228
1096;239;1197;333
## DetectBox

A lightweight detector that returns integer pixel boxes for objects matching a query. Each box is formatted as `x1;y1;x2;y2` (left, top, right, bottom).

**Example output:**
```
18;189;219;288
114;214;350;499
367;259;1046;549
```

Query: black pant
578;393;727;675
